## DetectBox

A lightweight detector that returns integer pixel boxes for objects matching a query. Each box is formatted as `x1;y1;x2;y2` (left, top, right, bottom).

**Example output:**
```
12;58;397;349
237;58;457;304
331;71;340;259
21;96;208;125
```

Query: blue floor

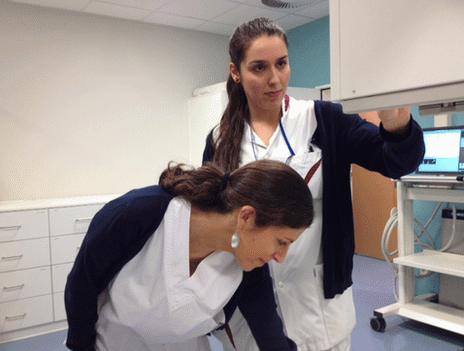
1;255;464;350
352;255;464;351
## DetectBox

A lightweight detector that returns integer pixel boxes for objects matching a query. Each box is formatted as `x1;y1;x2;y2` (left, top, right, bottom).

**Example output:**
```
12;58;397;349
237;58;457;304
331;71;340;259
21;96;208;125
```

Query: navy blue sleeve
64;200;128;351
202;129;215;165
331;103;425;178
64;187;171;351
238;265;297;351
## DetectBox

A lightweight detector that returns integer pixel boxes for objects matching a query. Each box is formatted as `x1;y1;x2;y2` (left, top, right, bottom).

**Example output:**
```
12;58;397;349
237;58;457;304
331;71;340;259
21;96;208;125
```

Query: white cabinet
49;204;103;236
52;263;74;293
0;295;53;333
330;0;464;113
53;292;66;322
0;194;117;343
188;82;228;167
0;239;50;272
50;234;85;265
0;267;51;303
0;210;48;242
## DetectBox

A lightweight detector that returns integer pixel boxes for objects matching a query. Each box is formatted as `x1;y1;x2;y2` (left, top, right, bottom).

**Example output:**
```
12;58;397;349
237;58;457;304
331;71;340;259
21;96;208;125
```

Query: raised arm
324;102;425;178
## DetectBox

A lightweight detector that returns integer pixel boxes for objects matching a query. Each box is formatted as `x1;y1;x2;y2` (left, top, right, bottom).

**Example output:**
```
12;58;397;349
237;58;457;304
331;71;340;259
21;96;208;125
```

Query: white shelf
398;299;464;335
405;187;464;203
394;250;464;278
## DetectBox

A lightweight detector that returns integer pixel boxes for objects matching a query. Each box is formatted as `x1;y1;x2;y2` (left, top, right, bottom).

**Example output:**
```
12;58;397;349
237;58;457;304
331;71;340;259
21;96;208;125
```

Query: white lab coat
213;97;356;351
95;198;243;351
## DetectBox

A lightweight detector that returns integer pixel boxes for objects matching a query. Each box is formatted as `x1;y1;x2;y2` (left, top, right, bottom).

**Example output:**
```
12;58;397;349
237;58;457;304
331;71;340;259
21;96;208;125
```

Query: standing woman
65;160;313;351
202;17;425;351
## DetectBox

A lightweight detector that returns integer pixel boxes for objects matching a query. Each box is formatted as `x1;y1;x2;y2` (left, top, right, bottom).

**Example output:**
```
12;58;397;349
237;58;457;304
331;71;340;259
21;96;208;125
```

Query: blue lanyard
279;119;295;157
250;119;295;164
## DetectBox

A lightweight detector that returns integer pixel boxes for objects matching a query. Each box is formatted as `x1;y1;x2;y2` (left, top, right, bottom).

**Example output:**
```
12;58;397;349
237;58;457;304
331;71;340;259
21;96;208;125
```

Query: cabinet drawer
49;205;103;236
52;263;73;293
0;295;53;332
50;234;85;265
0;267;51;303
0;209;49;242
0;238;50;272
53;292;66;321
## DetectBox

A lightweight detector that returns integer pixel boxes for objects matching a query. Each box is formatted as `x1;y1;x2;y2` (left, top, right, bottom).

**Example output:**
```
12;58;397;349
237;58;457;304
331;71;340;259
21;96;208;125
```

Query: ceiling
9;0;329;35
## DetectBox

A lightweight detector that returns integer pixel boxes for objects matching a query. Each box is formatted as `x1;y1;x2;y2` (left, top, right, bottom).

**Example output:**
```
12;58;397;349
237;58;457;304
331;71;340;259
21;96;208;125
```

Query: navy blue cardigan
65;186;296;351
202;100;425;299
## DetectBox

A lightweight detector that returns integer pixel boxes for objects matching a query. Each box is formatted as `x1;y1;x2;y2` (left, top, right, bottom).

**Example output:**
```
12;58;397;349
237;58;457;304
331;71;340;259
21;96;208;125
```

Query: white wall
0;0;229;201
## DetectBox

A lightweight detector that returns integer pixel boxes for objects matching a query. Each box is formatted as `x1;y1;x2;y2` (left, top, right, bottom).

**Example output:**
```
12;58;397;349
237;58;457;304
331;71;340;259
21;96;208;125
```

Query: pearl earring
231;233;240;249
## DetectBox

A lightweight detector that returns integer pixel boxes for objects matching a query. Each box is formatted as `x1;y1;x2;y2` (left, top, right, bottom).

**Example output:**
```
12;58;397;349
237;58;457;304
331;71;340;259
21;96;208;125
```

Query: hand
378;107;411;135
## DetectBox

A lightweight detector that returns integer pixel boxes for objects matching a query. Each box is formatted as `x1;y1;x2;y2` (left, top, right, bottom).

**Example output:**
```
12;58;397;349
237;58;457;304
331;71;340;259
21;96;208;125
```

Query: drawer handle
1;254;23;261
2;284;25;292
74;217;92;223
5;313;27;321
0;225;22;231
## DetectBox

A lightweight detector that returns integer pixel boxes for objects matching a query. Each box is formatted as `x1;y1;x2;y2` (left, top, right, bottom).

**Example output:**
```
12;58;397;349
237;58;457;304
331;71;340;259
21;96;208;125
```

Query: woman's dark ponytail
214;76;249;172
159;162;231;212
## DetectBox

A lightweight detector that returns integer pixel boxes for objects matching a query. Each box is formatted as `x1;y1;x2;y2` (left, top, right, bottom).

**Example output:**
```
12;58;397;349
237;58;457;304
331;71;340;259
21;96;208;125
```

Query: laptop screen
417;126;464;174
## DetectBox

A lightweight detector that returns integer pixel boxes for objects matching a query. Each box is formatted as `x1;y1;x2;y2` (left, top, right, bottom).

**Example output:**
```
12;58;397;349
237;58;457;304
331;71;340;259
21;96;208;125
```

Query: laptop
400;125;464;184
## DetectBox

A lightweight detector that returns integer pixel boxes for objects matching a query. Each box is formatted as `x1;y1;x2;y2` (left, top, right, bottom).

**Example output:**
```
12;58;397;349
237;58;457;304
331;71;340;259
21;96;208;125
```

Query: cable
414;202;443;249
413;204;443;278
440;205;457;252
380;203;445;300
380;207;399;300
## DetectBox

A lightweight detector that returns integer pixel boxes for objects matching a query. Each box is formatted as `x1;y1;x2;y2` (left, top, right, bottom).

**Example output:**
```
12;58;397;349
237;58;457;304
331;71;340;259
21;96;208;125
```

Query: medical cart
370;180;464;334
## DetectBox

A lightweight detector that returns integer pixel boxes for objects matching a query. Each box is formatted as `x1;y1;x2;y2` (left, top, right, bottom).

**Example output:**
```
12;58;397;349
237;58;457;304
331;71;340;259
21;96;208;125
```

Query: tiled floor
1;255;463;350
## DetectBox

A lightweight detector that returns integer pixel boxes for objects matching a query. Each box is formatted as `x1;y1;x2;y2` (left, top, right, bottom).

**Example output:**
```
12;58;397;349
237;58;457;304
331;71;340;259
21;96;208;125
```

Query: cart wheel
370;316;386;332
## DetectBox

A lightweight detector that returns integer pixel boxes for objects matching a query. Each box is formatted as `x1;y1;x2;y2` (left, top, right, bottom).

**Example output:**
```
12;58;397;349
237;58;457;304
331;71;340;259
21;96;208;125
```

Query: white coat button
278;281;284;289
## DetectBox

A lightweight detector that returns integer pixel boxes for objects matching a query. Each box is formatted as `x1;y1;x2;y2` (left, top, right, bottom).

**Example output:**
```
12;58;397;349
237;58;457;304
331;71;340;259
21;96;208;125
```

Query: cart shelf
394;250;464;278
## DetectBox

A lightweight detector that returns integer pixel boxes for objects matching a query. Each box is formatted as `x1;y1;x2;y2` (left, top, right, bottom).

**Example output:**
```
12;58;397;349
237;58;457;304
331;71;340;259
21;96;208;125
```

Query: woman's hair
159;160;312;229
213;17;288;172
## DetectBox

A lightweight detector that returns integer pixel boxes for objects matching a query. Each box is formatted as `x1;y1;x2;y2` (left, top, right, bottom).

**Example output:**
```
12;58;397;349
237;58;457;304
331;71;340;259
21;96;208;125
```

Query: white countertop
0;194;121;212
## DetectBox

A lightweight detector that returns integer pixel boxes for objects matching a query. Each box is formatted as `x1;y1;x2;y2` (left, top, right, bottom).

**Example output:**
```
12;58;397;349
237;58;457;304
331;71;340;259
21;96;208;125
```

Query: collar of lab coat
163;197;243;313
243;96;319;161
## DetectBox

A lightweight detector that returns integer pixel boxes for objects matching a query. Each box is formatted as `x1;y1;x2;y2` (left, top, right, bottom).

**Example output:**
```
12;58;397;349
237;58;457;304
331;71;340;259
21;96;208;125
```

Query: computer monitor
417;126;464;175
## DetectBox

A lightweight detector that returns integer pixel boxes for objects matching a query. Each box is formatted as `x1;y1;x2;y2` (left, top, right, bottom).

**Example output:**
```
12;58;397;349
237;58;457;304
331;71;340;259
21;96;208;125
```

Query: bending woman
64;159;313;351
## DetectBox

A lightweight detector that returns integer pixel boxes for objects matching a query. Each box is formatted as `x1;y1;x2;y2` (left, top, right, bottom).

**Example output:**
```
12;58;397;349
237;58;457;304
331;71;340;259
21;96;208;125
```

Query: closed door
352;112;398;259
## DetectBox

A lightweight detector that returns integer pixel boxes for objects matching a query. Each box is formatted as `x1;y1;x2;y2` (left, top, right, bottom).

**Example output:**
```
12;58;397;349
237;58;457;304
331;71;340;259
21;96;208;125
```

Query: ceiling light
261;0;310;9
